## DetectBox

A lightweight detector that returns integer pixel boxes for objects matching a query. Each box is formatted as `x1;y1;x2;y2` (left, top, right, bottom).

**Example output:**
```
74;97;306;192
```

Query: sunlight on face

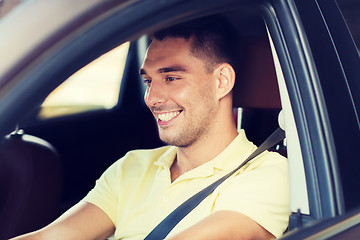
141;37;218;147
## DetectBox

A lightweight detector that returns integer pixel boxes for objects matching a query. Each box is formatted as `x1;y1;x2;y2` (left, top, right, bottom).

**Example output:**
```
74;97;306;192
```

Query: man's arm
166;210;275;240
10;202;115;240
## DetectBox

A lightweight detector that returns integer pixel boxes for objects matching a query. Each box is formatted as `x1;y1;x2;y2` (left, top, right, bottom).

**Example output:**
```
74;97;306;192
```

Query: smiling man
140;35;238;181
12;15;290;240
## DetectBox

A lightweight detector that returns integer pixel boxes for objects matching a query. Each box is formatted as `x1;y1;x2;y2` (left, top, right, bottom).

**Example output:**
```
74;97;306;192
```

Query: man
12;15;290;240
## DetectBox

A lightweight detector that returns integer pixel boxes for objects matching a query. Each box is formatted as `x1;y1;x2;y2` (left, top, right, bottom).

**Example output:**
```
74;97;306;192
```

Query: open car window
2;0;360;239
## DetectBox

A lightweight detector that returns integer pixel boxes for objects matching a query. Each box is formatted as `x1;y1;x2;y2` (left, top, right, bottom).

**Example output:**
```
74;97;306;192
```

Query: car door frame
264;0;360;230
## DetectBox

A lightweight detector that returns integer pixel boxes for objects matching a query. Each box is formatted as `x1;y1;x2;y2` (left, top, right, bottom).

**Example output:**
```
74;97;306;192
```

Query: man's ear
215;63;236;100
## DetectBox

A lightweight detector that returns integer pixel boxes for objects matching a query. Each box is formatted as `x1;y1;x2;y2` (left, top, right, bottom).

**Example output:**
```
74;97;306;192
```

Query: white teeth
157;111;180;121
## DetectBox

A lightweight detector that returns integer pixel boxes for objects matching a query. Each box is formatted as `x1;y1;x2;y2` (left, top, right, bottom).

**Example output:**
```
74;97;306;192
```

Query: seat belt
144;127;285;240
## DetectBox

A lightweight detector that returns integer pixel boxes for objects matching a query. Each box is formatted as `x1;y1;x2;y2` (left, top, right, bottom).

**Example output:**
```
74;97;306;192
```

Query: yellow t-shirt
83;130;290;239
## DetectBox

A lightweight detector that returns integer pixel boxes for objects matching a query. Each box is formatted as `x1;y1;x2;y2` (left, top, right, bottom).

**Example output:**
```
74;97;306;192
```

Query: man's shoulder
261;150;288;165
240;149;288;175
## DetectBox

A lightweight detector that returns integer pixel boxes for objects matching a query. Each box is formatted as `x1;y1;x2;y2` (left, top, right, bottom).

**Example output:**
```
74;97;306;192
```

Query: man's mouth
156;111;182;124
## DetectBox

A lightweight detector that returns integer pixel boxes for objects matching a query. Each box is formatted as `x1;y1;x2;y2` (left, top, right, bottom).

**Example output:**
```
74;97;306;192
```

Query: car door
274;0;360;238
264;0;360;231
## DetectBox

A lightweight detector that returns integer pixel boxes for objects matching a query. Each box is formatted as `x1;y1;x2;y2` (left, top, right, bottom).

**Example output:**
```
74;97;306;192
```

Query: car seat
0;130;62;239
232;37;285;154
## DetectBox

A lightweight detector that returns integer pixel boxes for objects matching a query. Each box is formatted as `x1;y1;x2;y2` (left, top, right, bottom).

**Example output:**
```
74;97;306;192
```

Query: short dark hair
152;15;242;74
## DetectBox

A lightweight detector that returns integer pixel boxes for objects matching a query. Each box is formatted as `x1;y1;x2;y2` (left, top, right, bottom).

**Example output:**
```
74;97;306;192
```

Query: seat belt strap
144;127;285;240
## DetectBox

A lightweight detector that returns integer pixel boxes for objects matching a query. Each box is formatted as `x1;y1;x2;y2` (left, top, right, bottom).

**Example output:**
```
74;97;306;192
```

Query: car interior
0;1;340;238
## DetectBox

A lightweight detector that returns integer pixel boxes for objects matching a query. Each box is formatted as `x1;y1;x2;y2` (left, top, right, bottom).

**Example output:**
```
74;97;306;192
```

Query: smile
157;111;181;123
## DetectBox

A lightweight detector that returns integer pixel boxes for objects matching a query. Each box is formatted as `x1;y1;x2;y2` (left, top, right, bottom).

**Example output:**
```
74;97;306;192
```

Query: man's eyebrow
139;65;187;76
158;65;187;73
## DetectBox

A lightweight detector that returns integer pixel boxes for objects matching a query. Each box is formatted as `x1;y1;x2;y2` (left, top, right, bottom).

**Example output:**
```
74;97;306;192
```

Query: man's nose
144;81;167;106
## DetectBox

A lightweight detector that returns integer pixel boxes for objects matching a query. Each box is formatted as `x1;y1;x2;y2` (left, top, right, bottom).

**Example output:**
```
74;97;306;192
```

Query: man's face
140;37;218;147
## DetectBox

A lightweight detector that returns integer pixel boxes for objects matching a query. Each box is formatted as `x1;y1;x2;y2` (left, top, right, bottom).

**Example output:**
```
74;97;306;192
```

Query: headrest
232;38;281;109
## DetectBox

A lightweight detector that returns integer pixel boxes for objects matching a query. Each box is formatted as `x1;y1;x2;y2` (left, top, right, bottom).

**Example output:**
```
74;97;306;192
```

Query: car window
337;0;360;53
39;42;130;119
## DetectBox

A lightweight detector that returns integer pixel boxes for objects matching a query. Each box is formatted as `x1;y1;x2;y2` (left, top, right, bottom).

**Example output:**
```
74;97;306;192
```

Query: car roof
0;0;133;84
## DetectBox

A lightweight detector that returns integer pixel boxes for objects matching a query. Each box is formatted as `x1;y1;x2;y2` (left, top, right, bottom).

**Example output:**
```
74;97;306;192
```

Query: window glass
39;42;130;119
337;0;360;53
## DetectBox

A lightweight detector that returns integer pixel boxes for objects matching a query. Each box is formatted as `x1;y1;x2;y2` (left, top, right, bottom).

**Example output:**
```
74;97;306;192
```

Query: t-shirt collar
154;130;255;180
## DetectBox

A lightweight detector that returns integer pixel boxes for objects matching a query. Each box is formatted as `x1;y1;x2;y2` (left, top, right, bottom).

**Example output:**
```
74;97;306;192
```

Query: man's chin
159;134;191;148
159;135;175;146
159;134;178;146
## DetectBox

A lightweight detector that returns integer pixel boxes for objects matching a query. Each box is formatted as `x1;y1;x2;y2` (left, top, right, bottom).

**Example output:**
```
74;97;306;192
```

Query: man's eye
143;79;152;86
166;77;178;81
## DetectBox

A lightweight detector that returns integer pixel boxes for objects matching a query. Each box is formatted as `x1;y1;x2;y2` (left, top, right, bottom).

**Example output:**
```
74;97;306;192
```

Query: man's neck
170;126;238;182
